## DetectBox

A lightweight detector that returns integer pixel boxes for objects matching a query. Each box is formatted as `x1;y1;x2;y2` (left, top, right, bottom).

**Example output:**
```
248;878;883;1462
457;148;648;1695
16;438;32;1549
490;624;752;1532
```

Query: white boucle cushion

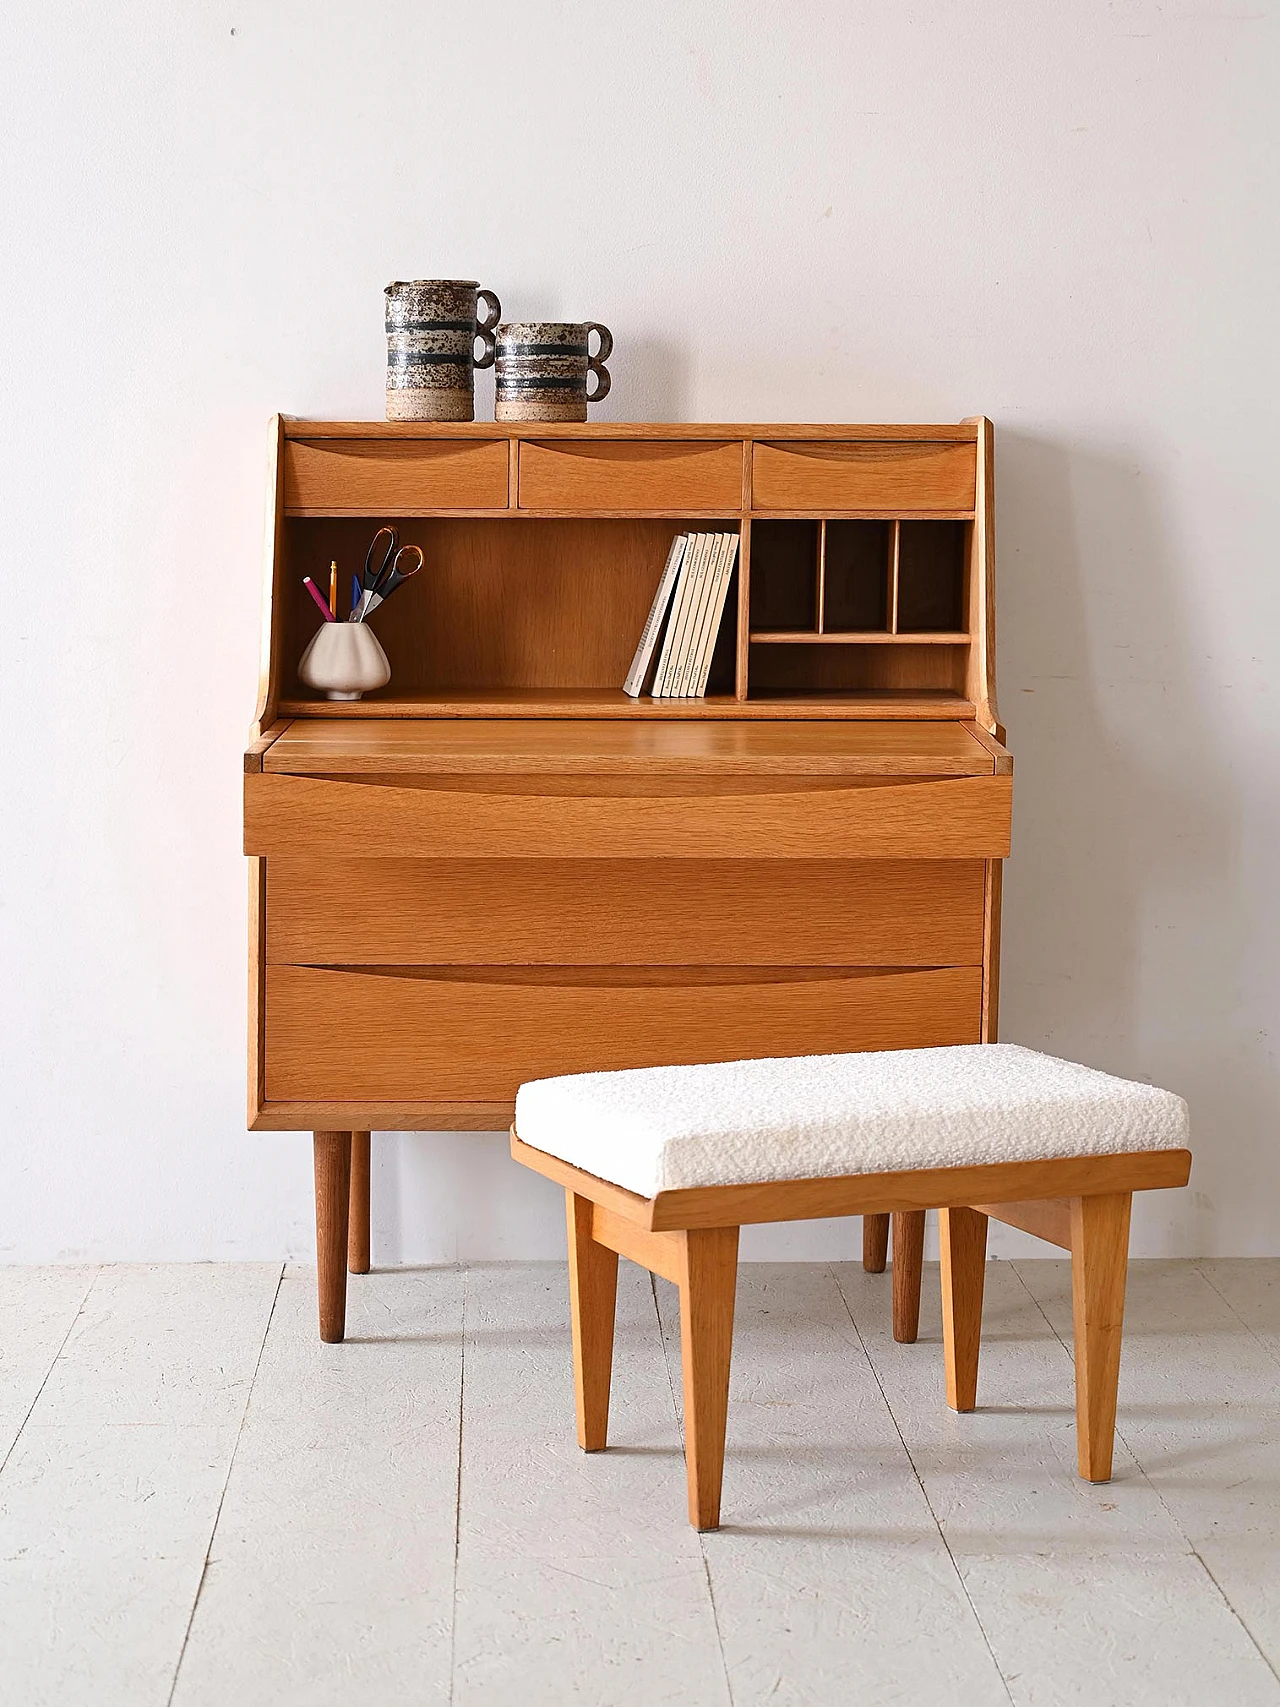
513;1044;1189;1199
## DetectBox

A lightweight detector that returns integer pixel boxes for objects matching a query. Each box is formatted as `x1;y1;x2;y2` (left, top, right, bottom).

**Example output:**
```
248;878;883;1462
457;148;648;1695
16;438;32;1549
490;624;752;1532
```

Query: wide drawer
752;441;976;512
245;773;1011;860
266;857;986;966
264;965;984;1101
284;438;509;513
518;439;742;511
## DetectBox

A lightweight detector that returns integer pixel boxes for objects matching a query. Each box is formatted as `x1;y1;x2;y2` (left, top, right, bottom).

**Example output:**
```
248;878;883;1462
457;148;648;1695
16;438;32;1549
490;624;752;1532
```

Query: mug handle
585;321;612;403
474;287;501;370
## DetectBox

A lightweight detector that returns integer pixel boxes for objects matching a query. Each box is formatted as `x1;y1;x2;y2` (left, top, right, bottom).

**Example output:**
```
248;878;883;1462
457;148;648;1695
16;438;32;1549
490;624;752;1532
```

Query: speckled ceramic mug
384;279;502;421
494;321;612;422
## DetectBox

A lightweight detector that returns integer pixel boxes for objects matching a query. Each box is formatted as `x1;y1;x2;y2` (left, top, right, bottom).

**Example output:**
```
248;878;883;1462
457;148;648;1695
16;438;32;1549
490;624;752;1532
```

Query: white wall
2;1;1276;1262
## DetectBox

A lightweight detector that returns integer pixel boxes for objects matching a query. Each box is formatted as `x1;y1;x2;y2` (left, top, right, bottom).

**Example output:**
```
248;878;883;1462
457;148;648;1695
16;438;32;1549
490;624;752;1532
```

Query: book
687;533;739;697
623;534;686;697
678;533;731;697
696;532;737;693
665;529;716;696
670;532;718;697
653;531;708;697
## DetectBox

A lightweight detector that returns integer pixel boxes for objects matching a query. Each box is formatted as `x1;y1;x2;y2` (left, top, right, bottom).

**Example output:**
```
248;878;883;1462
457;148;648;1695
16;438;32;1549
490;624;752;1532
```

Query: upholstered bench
510;1044;1191;1530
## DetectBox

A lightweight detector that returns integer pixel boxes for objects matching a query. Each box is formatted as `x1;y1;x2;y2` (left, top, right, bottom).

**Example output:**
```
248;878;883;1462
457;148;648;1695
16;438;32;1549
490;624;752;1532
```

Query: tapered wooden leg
313;1132;352;1344
678;1225;740;1530
566;1191;619;1451
862;1212;889;1273
940;1207;988;1411
1070;1192;1132;1481
892;1209;926;1343
348;1131;371;1275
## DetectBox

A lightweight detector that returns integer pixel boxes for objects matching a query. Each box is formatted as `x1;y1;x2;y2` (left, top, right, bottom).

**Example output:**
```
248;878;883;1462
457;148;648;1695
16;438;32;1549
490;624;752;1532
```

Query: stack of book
623;532;739;699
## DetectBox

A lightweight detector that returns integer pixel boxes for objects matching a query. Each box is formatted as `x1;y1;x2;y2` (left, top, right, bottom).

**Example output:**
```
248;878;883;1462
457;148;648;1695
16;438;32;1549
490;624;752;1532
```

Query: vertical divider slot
816;520;827;635
735;516;752;699
888;519;901;634
737;439;751;699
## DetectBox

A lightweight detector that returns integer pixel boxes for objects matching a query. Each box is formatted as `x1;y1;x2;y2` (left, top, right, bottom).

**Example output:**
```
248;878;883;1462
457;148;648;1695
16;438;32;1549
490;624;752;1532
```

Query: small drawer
245;773;1012;861
752;441;976;512
264;964;984;1101
284;438;509;513
265;857;987;967
518;440;742;511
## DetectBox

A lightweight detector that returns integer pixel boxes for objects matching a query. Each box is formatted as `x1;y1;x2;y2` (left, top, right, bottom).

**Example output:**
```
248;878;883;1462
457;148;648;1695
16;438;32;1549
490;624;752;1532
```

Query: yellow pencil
328;560;337;617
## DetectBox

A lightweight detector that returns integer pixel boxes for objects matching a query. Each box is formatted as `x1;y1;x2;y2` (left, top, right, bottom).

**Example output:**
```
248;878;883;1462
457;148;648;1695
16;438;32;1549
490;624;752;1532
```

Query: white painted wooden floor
2;1259;1279;1706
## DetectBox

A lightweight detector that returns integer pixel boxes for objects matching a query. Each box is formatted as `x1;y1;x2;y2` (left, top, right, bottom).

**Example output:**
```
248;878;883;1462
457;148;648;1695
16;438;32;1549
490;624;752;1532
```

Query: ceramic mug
494;321;612;422
384;279;502;421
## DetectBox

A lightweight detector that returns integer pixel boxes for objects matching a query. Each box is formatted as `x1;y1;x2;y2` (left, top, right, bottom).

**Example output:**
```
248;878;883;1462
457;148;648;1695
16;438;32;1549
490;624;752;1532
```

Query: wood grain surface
939;1205;989;1410
518;439;745;511
262;717;997;776
567;1192;620;1451
975;1195;1071;1249
266;856;986;967
245;771;1012;860
752;441;977;512
285;438;509;513
677;1226;740;1529
892;1209;926;1342
282;418;982;442
507;1136;1192;1233
253;1099;514;1131
1071;1191;1133;1481
275;688;978;721
265;964;984;1102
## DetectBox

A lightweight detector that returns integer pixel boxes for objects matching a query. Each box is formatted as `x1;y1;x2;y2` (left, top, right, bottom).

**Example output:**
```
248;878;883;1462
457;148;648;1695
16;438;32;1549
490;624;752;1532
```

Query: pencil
302;576;336;621
329;560;338;617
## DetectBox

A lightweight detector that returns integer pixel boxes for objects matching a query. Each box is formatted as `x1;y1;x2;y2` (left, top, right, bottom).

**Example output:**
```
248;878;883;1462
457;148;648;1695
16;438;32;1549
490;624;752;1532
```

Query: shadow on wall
599;336;691;424
996;430;1276;1257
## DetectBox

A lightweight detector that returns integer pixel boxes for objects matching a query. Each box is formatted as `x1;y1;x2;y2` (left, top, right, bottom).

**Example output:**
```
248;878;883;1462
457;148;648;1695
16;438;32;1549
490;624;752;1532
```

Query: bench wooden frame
509;1130;1192;1529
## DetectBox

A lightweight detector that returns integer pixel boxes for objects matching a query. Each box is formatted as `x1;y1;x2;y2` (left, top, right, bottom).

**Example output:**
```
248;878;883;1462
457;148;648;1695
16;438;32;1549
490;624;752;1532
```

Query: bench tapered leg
892;1209;926;1342
567;1191;619;1451
348;1131;371;1275
313;1132;352;1343
678;1226;740;1530
1071;1191;1132;1481
940;1207;988;1410
862;1213;889;1273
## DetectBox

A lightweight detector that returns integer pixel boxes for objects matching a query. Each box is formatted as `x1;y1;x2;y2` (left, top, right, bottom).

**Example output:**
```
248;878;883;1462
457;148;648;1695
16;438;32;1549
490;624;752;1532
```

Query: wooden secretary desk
243;419;1012;1341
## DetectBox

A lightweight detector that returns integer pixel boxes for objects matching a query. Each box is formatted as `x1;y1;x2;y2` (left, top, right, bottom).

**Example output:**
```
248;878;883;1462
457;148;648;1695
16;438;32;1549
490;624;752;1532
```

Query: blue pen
350;574;361;621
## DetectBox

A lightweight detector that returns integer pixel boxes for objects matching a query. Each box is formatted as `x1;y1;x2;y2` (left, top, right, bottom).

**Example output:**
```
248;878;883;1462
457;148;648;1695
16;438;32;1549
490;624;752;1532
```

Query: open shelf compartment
749;518;967;640
280;515;741;710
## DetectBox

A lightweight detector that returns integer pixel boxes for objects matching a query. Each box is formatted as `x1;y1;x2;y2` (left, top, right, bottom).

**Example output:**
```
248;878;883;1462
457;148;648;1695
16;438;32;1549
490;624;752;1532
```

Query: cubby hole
896;521;966;633
823;521;890;631
748;520;818;632
748;640;969;697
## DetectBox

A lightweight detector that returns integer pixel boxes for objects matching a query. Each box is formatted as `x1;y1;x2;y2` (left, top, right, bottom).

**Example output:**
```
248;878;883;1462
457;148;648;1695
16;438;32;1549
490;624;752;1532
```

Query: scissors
351;525;424;621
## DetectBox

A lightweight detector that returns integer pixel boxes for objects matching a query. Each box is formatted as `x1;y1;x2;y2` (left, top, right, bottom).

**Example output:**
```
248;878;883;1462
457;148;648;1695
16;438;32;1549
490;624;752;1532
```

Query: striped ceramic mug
384;279;502;421
494;322;612;422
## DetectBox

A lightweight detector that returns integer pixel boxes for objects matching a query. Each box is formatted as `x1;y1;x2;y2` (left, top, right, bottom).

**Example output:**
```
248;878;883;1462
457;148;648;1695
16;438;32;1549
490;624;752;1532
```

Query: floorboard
0;1265;98;1462
0;1264;280;1707
170;1264;465;1707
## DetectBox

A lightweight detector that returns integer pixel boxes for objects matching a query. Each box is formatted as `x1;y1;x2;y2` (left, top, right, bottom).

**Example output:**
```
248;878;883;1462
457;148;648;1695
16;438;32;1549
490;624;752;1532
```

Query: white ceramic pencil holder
298;623;391;701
